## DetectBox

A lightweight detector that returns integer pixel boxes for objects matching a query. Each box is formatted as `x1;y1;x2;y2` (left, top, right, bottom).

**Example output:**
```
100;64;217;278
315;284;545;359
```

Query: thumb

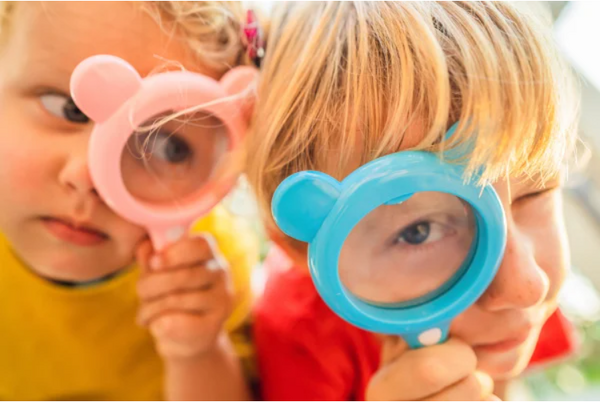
379;335;410;365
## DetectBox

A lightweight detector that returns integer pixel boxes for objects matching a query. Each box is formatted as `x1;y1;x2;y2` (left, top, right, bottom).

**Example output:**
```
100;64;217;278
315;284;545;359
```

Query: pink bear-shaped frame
70;55;257;250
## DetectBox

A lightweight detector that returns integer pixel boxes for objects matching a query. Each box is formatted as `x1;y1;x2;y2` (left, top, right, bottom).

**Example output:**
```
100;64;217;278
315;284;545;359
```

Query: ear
70;55;142;123
272;171;341;243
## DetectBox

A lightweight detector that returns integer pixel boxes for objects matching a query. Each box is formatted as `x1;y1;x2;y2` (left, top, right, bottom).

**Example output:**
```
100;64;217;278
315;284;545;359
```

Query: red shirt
253;247;578;401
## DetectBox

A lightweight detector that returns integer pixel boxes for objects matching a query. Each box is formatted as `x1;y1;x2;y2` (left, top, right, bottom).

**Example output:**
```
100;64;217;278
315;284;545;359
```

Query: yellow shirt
0;205;257;400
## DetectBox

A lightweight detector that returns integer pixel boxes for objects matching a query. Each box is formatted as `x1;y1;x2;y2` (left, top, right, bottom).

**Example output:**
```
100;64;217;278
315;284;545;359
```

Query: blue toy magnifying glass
271;125;507;348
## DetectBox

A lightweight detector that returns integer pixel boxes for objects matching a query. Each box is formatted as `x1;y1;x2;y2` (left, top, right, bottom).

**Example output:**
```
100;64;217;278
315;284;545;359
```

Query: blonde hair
142;1;250;75
246;1;580;250
0;1;250;76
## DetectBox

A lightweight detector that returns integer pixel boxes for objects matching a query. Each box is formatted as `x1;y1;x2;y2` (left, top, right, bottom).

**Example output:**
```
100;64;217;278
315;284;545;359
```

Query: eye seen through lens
339;191;477;307
120;110;230;205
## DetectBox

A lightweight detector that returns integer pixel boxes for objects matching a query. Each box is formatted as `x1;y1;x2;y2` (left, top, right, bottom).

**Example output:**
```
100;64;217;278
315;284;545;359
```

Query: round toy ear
220;66;258;128
220;66;258;96
444;121;460;140
442;120;475;161
272;171;341;243
70;55;142;123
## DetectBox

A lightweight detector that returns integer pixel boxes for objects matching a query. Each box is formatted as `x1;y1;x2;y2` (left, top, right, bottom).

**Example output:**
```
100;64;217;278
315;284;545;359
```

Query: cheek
522;197;570;302
0;89;57;191
2;152;46;187
0;127;54;205
110;216;147;248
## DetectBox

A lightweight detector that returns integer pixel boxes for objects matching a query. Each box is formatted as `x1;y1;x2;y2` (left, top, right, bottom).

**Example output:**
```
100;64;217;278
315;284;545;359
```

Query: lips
41;216;109;246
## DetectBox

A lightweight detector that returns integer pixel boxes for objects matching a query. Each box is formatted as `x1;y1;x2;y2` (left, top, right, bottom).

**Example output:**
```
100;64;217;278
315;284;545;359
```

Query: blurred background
229;1;600;400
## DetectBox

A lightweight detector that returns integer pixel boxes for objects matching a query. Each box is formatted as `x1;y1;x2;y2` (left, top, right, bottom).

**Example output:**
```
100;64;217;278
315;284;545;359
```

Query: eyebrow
18;41;78;87
28;54;73;76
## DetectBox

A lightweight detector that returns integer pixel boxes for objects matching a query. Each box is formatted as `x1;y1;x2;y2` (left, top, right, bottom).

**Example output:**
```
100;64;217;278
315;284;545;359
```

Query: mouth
41;216;109;247
473;331;532;354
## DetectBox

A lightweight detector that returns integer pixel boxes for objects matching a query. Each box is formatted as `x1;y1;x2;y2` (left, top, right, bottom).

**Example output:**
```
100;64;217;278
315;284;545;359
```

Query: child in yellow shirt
0;2;257;400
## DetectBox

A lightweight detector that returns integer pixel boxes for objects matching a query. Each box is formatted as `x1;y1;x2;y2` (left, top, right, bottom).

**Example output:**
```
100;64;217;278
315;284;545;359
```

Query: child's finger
135;239;154;272
423;371;494;401
137;265;225;302
138;291;210;326
137;285;229;326
149;312;221;343
366;338;477;401
149;235;223;271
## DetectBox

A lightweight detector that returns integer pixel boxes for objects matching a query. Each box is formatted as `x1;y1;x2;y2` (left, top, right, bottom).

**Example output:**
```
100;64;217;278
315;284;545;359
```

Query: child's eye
153;132;193;164
128;131;193;165
516;186;559;203
393;221;447;245
40;93;89;124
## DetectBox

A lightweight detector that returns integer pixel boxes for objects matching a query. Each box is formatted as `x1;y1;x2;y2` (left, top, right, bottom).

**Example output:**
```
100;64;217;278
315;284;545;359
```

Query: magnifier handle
403;326;449;349
149;226;187;252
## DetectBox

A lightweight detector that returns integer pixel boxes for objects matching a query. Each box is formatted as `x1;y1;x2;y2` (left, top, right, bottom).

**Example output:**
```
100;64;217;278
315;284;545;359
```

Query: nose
476;223;550;311
58;154;95;195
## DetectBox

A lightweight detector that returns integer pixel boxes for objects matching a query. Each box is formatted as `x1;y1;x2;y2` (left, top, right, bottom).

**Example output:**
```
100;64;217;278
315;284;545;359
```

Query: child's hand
366;336;499;401
135;235;232;361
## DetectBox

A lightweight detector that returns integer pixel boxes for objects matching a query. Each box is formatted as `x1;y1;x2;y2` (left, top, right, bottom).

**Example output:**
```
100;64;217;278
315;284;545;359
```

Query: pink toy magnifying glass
70;55;257;251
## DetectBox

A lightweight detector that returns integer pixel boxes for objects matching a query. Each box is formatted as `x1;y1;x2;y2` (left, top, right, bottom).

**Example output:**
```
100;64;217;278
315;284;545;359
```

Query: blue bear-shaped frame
272;149;507;348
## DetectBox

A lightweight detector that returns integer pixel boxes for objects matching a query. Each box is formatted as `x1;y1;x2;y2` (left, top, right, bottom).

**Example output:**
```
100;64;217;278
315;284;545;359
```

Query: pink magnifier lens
121;110;231;206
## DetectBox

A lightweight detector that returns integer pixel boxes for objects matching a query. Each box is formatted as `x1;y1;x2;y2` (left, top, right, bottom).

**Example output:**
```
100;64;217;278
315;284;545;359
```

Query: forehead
4;2;213;83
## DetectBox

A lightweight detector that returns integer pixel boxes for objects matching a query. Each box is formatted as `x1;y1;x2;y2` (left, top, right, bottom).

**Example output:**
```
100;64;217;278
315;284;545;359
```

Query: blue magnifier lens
272;149;506;349
339;191;477;309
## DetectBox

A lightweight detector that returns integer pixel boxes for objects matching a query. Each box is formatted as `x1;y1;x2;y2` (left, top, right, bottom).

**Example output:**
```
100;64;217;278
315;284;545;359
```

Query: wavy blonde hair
246;1;580;250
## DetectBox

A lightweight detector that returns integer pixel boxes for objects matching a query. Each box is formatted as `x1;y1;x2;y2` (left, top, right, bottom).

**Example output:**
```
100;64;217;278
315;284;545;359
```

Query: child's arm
163;334;249;401
136;236;251;401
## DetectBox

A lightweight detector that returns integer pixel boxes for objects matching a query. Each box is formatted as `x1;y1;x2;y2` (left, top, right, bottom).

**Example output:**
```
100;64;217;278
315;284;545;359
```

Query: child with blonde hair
247;2;579;400
0;1;258;400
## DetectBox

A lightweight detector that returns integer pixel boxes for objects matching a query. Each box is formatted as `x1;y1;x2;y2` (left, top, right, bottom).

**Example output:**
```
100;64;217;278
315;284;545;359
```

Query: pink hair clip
243;10;265;67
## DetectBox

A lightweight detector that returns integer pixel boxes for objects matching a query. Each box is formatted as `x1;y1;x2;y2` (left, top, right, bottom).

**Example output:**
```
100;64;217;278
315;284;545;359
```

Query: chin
37;263;106;283
476;336;539;380
29;251;121;283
